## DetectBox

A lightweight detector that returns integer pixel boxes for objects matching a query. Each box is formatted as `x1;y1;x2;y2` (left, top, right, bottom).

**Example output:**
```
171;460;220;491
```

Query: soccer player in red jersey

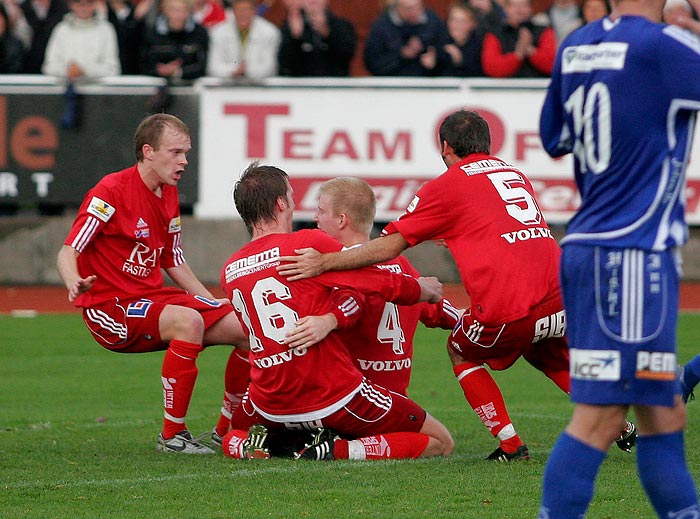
285;176;460;397
57;114;249;454
219;162;454;461
278;110;575;461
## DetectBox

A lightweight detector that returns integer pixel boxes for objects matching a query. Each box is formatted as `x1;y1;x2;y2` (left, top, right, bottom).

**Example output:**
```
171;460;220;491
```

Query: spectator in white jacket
206;0;280;80
42;0;120;80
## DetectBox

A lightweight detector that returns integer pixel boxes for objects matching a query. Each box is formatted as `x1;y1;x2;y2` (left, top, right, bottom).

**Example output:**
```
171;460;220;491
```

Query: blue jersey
540;17;700;251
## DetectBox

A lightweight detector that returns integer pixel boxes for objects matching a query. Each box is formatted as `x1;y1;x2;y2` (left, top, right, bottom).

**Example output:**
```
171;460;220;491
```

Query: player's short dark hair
134;113;190;162
234;161;289;235
439;110;491;158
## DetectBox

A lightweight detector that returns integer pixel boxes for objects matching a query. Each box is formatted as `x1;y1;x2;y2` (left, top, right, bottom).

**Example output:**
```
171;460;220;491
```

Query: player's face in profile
314;193;338;238
151;127;191;186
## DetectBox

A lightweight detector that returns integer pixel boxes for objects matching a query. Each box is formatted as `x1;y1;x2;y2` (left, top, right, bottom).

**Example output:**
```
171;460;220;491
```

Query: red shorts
81;288;233;353
231;379;426;438
448;292;569;372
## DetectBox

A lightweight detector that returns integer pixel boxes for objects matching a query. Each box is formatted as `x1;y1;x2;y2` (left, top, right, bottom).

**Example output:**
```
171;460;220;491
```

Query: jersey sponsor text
501;226;555;244
224;247;281;282
570;348;621;381
252;346;308;369
636;351;676;381
561;42;628;74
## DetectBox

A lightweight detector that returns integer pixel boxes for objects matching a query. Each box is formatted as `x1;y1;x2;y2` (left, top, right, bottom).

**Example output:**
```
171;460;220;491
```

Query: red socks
215;348;250;437
161;339;202;439
221;429;248;458
453;361;523;453
334;433;430;460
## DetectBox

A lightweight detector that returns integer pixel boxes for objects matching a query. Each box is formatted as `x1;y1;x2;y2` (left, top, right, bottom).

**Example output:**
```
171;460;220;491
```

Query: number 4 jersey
220;229;423;421
383;153;561;326
540;17;700;251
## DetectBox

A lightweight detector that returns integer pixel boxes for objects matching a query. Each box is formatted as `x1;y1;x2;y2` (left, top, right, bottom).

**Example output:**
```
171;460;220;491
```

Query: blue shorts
561;244;681;407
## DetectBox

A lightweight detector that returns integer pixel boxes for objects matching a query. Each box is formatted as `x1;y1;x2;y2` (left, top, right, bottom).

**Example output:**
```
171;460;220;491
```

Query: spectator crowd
0;0;697;79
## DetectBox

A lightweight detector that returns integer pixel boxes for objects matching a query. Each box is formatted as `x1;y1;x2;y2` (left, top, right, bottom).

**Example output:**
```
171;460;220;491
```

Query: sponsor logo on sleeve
406;195;419;213
636;351;677;381
168;217;181;233
570;349;620;381
87;196;116;222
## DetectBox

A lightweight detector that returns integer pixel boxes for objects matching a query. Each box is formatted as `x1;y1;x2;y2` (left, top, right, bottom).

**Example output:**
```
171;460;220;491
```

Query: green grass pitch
2;313;699;519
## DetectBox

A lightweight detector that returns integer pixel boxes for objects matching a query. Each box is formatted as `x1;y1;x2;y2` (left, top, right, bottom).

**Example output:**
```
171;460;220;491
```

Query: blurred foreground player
537;0;700;514
57;113;249;454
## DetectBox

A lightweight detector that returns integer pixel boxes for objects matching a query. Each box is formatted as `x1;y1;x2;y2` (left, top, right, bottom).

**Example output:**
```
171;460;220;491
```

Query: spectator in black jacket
278;0;356;77
364;0;448;77
442;2;483;77
20;0;68;73
0;3;25;73
105;0;146;74
141;0;208;81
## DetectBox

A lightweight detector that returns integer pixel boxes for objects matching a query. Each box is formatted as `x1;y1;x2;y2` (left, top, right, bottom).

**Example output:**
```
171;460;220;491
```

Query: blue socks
637;431;699;518
682;355;700;400
539;432;605;519
539;431;700;519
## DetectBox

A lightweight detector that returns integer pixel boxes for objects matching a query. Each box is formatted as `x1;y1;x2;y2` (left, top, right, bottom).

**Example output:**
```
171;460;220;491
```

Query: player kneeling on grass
218;162;454;461
57;114;250;454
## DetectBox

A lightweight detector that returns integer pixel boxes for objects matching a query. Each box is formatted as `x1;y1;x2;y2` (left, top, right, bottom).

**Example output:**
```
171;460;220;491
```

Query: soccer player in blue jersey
537;0;700;516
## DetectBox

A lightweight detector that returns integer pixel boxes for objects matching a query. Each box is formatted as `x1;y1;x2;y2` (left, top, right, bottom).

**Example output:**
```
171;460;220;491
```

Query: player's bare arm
284;313;338;350
277;232;409;281
56;244;97;302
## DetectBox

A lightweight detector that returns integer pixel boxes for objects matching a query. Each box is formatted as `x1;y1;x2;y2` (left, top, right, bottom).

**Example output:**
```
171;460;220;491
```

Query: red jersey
384;154;561;325
220;229;422;421
339;255;460;396
64;165;184;307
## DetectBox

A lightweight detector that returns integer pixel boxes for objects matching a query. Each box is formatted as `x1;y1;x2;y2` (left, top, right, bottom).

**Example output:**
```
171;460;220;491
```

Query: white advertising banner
197;79;700;223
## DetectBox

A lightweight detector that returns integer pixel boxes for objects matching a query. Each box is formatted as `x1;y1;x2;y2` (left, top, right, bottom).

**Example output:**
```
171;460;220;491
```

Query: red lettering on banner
223;103;290;157
283;129;413;161
283;130;313;159
368;131;411;160
290;176;700;222
322;131;358;159
515;131;542;161
0;96;58;170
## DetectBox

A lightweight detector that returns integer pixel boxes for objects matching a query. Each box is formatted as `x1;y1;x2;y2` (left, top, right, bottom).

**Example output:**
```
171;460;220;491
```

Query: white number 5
488;171;542;226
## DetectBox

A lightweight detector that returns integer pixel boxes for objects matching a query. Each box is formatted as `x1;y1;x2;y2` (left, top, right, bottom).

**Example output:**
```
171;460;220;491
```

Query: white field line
3;456;448;491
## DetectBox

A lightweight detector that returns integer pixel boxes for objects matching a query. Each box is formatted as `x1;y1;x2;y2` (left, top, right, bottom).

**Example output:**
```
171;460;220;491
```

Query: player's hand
284;314;337;350
214;297;233;306
417;276;442;304
68;275;97;302
277;248;324;280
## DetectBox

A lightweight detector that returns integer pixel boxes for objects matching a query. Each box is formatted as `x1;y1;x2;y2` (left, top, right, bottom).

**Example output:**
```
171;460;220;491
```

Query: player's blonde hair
319;177;376;236
134;114;191;162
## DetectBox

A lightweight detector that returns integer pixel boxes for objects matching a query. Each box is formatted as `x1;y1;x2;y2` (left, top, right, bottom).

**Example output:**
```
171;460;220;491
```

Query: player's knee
161;305;205;342
421;414;455;456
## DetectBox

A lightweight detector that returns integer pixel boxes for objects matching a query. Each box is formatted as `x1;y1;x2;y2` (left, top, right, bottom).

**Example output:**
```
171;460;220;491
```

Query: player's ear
142;144;154;160
441;140;454;156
